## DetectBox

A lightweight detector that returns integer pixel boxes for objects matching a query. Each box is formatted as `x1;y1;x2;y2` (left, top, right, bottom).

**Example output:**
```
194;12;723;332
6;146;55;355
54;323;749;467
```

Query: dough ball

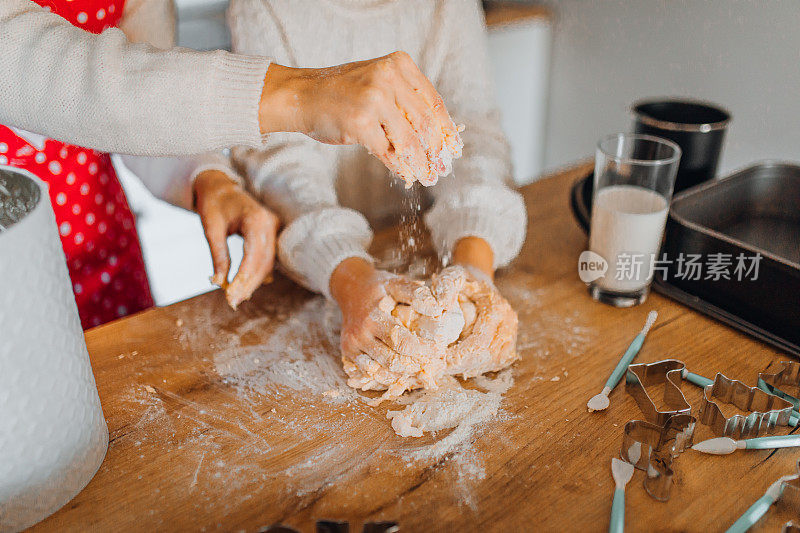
378;295;396;314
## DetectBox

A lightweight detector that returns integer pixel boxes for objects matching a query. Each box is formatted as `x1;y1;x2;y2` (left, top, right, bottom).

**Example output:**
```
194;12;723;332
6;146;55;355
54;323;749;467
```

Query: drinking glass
588;133;681;307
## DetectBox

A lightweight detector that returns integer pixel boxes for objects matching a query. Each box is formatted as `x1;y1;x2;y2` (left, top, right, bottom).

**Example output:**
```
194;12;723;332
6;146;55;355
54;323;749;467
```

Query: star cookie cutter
698;373;795;439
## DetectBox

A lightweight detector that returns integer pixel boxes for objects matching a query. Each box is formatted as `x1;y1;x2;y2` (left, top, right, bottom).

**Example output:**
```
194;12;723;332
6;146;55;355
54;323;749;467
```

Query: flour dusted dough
341;266;518;405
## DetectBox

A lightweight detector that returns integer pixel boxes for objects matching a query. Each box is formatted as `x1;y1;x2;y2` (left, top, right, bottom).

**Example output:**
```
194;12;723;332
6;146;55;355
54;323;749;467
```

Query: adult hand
258;52;463;187
330;257;443;399
194;169;279;309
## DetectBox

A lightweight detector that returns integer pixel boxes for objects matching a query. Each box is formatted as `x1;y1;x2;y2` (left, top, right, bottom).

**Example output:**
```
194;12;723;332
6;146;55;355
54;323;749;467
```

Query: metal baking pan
658;161;800;355
569;162;800;355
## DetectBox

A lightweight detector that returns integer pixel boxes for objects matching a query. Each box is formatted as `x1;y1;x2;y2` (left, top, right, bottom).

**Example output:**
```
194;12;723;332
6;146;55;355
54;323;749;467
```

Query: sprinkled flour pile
120;281;595;510
391;371;513;454
212;298;512;444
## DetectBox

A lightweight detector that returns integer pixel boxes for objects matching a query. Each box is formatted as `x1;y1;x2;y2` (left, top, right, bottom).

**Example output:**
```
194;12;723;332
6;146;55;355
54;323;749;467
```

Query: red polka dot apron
0;0;154;329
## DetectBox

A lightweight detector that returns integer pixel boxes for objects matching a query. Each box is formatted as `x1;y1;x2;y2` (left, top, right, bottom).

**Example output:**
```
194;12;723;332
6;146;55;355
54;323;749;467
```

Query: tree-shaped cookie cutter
622;359;697;501
698;373;795;439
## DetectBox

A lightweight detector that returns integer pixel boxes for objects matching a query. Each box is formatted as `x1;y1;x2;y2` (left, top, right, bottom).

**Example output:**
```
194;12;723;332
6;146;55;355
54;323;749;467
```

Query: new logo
578;251;608;283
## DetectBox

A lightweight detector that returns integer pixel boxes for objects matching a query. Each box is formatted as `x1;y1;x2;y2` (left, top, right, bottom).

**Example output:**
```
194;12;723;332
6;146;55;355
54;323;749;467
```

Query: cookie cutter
621;414;696;501
698;373;795;439
759;361;800;412
622;360;697;501
728;461;800;533
262;521;399;533
625;359;693;425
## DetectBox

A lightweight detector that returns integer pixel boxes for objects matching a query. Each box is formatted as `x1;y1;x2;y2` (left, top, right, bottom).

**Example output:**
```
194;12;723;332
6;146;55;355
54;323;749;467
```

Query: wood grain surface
483;1;552;29
33;163;800;532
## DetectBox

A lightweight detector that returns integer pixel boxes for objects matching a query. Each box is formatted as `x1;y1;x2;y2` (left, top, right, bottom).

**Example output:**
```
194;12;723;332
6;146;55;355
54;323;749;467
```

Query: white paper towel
0;167;108;532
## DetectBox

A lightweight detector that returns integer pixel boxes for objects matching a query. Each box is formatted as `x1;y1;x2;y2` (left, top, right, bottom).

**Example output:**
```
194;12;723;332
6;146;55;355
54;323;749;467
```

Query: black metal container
658;161;800;355
633;99;731;193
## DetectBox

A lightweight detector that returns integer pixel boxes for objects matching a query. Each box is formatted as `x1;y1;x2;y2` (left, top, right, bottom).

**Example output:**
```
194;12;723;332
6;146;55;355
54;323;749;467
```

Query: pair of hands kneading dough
339;264;518;404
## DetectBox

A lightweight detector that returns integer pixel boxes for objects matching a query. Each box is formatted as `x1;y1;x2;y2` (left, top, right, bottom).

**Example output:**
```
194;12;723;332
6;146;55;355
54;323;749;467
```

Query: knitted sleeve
115;1;243;208
424;0;526;268
0;0;269;156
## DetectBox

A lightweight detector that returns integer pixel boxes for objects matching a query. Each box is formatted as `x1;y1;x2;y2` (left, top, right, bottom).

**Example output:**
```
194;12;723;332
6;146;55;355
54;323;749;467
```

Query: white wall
487;20;552;184
543;0;800;175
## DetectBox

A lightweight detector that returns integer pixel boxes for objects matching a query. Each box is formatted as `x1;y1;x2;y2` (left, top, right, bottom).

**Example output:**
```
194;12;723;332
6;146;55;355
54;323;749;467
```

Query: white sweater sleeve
423;0;526;269
0;0;269;156
115;0;242;208
228;0;372;299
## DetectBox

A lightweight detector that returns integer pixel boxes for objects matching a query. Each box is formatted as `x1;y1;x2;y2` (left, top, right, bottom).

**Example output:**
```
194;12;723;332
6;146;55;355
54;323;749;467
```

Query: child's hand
330;258;441;396
194;169;279;309
445;263;518;378
258;52;463;187
452;236;495;281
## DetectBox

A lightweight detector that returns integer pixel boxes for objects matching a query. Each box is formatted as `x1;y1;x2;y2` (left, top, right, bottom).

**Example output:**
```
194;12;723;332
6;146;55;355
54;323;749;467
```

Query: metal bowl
0;165;42;231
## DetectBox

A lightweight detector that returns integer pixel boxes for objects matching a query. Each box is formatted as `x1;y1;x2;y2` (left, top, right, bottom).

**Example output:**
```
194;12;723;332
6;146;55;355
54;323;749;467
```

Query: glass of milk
588;133;681;307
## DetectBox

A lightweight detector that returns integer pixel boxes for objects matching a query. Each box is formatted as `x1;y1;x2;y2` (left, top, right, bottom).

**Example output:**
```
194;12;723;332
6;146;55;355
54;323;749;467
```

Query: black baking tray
569;162;800;356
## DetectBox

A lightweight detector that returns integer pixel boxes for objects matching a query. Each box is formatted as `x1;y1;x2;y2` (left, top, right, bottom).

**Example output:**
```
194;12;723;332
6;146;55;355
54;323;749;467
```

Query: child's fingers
225;209;278;309
202;211;231;288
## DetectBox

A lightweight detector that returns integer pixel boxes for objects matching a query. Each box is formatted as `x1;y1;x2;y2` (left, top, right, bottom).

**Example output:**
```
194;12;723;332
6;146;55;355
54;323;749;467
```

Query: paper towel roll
0;166;108;531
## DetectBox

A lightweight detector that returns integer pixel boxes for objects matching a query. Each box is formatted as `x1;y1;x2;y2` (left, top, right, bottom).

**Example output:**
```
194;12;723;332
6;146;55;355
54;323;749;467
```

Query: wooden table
35;163;798;532
483;2;552;29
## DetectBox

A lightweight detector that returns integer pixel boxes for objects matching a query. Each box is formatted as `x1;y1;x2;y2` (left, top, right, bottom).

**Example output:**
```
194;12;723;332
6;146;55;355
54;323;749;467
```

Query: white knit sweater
228;0;527;299
0;0;269;157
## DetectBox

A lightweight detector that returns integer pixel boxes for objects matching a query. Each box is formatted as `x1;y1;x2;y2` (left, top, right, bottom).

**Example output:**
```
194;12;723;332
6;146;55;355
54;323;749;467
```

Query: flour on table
212;298;356;402
120;292;522;510
388;376;483;438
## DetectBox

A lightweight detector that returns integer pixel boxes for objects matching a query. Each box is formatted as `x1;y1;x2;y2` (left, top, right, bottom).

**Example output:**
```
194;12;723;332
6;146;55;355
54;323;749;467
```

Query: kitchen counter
34;163;798;532
483;1;552;28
